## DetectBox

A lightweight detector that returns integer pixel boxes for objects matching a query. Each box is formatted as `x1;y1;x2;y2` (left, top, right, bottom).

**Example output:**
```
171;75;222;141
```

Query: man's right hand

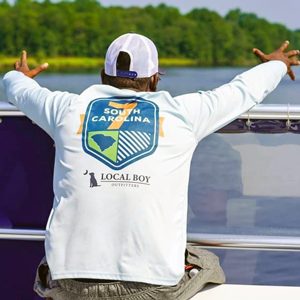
14;51;48;79
253;41;300;81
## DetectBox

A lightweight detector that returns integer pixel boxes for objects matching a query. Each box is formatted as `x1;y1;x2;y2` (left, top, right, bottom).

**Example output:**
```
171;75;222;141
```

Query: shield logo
82;97;159;170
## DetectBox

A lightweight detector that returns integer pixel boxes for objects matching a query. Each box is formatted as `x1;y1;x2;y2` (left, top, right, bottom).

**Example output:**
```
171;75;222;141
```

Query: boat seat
191;284;300;299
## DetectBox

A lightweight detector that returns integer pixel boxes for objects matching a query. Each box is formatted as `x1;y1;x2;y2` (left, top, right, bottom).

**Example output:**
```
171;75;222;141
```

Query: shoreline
0;57;257;72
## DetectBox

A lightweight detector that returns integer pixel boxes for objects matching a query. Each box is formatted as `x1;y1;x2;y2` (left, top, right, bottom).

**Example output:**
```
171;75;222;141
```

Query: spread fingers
278;41;290;52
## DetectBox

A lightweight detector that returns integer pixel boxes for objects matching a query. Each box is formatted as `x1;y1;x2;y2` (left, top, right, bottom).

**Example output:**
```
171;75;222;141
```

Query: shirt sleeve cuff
267;60;288;78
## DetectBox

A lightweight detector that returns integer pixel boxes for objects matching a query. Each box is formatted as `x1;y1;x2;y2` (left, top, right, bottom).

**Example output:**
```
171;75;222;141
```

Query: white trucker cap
105;32;165;79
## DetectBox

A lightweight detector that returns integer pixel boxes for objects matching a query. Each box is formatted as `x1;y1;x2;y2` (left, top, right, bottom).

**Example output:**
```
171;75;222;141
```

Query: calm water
1;66;300;286
1;65;300;103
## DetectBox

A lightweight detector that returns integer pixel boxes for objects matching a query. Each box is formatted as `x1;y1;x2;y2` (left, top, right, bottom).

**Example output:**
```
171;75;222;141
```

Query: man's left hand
253;41;300;81
14;51;48;78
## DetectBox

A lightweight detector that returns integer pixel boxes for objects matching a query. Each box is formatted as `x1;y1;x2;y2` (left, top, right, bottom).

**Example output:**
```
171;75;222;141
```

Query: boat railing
239;104;300;120
1;102;300;119
1;228;300;252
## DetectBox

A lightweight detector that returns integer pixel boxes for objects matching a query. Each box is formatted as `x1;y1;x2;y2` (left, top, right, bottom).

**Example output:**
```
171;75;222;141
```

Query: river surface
1;65;300;103
1;66;300;286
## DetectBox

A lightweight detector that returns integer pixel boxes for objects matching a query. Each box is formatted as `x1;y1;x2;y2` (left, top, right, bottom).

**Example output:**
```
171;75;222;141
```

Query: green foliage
0;1;299;67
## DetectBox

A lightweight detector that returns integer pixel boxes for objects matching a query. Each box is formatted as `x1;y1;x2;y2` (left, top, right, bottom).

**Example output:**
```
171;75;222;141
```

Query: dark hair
105;51;150;90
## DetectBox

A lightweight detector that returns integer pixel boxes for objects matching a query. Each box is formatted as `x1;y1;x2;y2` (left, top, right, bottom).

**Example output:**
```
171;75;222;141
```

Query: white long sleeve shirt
3;61;287;285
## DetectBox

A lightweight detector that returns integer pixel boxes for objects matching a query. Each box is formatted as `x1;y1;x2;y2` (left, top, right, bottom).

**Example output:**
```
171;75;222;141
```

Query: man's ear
101;69;107;84
149;73;159;92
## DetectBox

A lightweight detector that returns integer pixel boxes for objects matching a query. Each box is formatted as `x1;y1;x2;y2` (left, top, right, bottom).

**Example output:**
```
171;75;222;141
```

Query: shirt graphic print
82;97;159;170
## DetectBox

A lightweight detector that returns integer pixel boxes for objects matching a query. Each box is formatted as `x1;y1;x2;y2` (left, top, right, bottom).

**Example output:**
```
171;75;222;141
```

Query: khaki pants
34;245;225;300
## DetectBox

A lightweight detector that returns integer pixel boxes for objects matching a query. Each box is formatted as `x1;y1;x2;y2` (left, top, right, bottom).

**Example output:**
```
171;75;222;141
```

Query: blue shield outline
82;96;159;170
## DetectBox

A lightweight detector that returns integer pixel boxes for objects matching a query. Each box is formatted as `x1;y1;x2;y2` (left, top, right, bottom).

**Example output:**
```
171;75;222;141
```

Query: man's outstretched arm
3;51;78;139
175;41;300;141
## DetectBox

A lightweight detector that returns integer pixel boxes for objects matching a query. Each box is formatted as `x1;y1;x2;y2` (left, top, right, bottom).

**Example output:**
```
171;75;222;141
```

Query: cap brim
158;67;166;75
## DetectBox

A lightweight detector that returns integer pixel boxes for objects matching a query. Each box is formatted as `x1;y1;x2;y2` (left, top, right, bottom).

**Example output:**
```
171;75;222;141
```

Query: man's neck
119;87;147;92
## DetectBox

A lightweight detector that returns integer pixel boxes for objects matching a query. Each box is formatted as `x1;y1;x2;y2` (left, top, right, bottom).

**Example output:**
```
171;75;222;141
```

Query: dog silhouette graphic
89;172;100;187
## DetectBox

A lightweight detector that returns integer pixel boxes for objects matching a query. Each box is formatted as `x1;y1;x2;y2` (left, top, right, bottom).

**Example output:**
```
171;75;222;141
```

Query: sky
100;0;300;30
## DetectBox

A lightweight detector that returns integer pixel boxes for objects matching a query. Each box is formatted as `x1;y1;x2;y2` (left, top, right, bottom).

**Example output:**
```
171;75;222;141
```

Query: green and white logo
82;97;159;170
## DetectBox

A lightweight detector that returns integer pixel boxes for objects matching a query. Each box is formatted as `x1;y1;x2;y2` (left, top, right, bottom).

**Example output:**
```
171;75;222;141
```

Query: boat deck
192;284;300;299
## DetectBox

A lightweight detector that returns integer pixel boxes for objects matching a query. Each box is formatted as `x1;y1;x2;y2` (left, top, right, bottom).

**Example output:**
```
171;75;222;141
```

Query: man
3;33;299;300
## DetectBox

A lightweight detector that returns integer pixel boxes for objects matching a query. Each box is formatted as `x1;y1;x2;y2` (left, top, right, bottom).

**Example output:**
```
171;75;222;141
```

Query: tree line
0;0;299;66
